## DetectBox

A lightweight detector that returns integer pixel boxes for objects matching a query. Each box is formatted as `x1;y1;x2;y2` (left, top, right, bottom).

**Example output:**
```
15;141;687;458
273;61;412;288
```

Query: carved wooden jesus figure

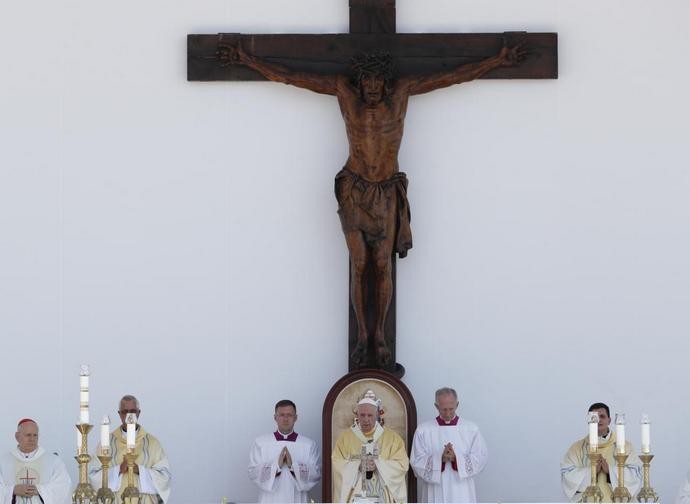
224;43;524;367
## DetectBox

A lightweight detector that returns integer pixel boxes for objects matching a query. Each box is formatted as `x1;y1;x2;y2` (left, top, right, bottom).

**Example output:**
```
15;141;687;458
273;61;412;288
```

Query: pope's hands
364;457;377;471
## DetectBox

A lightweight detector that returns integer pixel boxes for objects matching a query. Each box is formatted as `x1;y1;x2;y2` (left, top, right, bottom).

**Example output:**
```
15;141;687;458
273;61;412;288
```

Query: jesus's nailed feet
375;341;391;367
350;342;368;367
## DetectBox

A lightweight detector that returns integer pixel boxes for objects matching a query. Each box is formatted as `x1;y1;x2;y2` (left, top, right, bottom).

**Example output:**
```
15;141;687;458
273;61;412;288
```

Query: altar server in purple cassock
248;400;320;503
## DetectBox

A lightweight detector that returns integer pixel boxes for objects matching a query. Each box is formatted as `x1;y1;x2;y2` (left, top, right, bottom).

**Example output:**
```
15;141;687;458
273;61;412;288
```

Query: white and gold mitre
358;389;382;408
352;389;387;425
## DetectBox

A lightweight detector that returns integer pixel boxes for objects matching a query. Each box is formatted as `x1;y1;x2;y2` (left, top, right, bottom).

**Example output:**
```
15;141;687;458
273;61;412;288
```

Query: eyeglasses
119;409;139;414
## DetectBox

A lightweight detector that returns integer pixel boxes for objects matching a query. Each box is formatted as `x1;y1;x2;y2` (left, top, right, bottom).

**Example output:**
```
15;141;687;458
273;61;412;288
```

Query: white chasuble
248;431;320;503
561;434;642;502
332;423;409;503
410;416;488;503
89;426;171;504
0;447;71;504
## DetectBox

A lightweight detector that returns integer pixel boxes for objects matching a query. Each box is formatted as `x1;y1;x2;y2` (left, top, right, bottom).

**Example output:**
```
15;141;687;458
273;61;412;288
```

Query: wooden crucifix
188;0;557;378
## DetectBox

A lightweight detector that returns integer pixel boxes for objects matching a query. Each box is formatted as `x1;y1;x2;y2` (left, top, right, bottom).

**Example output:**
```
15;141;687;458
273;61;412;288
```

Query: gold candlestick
121;449;140;504
582;451;603;503
635;453;659;503
613;452;632;502
96;451;115;504
73;424;97;504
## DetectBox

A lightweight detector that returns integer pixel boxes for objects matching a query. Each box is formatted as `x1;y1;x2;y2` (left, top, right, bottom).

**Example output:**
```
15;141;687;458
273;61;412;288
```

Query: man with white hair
410;387;488;503
90;394;172;504
332;390;409;503
0;418;71;504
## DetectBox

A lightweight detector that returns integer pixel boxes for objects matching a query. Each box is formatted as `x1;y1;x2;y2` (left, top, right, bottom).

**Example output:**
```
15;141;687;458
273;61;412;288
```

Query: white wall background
2;0;689;502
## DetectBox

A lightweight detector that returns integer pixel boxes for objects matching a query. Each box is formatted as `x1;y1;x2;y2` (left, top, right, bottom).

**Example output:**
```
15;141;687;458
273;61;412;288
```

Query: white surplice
0;447;71;504
248;431;320;503
410;417;488;503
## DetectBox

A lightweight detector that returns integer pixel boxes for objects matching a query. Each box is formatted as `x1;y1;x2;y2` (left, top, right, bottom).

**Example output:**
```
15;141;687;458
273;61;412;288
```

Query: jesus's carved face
360;74;385;105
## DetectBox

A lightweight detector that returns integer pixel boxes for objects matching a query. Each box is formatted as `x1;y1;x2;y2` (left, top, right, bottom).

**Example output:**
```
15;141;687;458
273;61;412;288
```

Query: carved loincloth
334;168;412;258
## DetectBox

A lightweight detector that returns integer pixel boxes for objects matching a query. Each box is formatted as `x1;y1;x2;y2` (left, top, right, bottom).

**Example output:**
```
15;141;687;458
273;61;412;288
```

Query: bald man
0;419;71;504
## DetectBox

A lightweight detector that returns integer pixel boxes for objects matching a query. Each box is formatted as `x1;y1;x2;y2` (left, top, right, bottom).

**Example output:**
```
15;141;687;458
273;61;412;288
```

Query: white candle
100;416;111;452
126;415;136;449
588;421;598;449
641;422;651;453
126;424;136;449
79;364;90;425
616;422;626;454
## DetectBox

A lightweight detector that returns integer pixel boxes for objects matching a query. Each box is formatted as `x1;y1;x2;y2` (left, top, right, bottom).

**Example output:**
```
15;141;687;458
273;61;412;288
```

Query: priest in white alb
332;390;409;503
248;399;320;502
561;402;641;502
90;395;171;504
0;418;71;504
410;387;488;503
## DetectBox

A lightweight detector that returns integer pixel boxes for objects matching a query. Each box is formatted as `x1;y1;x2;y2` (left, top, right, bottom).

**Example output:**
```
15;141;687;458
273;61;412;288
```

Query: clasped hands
119;459;140;475
442;442;456;463
278;446;293;469
596;456;610;475
13;484;39;498
363;456;376;472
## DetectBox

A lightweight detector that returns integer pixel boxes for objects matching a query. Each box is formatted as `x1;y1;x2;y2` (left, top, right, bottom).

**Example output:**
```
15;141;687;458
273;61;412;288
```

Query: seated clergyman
0;418;71;504
560;402;642;502
332;390;409;503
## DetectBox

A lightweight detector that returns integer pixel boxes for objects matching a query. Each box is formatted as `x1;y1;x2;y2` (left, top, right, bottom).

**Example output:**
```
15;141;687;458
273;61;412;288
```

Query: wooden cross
187;0;557;377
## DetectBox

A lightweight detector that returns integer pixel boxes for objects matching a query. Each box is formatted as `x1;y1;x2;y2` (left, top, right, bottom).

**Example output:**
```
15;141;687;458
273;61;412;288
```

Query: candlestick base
635;453;659;503
122;450;140;504
73;424;97;504
582;452;603;503
613;452;632;503
96;454;116;504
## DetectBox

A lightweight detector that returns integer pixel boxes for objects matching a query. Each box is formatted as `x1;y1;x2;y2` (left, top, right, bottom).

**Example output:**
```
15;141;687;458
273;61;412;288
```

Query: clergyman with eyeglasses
90;394;171;504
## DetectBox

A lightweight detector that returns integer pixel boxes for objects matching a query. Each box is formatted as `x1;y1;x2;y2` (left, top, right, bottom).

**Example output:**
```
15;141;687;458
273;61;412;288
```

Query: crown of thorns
350;52;395;82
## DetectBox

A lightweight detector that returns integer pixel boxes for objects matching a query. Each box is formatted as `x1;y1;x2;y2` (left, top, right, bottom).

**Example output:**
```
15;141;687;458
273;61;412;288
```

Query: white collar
352;422;384;444
12;446;44;461
18;448;38;458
